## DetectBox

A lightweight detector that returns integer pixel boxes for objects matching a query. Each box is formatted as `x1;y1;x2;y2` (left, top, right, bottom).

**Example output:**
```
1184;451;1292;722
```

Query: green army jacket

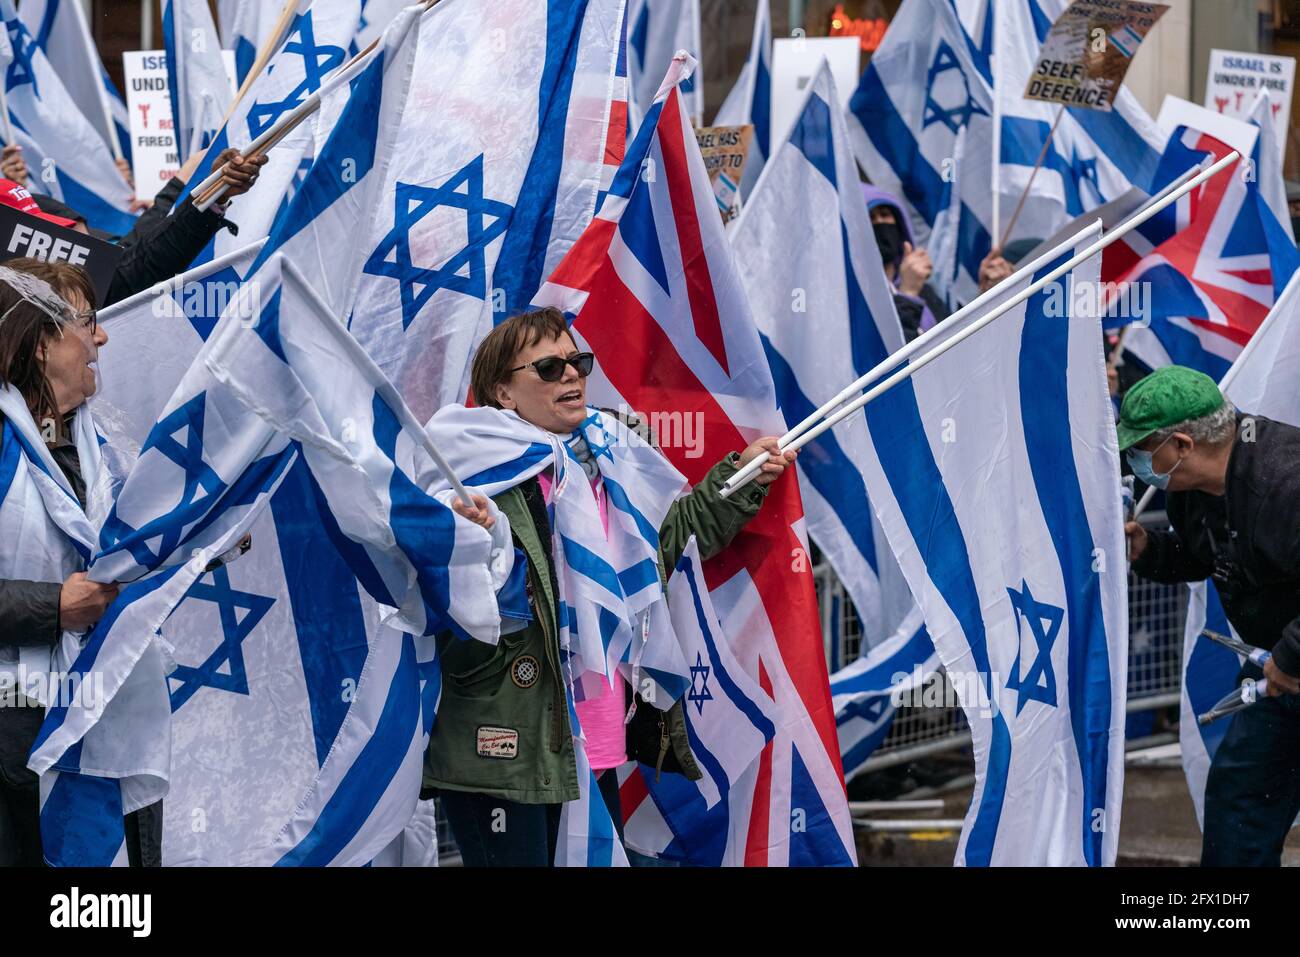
423;453;768;804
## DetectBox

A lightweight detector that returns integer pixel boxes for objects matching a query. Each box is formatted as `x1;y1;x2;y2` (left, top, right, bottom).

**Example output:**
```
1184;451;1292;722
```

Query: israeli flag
992;0;1163;246
1179;266;1300;828
627;0;702;127
324;0;626;420
831;605;940;780
18;0;132;161
1247;90;1295;247
0;0;135;234
180;0;362;262
162;0;234;163
222;0;289;85
733;60;913;643
712;0;769;198
354;0;408;50
620;538;781;865
846;0;993;306
82;244;448;867
855;224;1129;865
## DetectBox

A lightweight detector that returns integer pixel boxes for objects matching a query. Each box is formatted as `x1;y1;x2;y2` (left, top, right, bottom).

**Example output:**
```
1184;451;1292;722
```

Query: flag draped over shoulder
855;225;1129;865
537;54;857;867
0;0;135;234
732;58;914;646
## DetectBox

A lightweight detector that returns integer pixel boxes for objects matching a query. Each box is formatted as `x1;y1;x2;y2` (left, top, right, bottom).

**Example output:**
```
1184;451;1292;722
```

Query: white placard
1204;49;1294;156
771;37;860;148
1157;94;1258;160
122;49;237;202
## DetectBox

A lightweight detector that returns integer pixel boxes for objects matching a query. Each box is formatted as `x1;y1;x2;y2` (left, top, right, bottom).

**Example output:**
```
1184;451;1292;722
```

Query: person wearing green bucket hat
1118;365;1300;867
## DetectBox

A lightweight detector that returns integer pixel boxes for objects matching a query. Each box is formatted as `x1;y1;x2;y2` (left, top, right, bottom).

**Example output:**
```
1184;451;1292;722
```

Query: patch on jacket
476;726;519;760
510;654;540;689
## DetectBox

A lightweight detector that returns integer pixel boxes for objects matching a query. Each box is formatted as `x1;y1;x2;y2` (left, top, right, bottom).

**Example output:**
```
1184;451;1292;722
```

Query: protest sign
1205;49;1295;154
0;204;124;304
694;124;752;223
1024;0;1168;112
123;50;236;202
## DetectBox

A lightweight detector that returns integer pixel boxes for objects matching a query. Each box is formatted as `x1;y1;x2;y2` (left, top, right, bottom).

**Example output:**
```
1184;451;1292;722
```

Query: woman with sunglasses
0;260;127;866
422;307;796;867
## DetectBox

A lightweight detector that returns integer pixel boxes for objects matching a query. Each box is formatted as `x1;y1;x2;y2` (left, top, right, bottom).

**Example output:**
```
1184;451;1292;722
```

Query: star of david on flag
362;156;514;329
168;564;275;711
1005;579;1062;715
246;11;346;139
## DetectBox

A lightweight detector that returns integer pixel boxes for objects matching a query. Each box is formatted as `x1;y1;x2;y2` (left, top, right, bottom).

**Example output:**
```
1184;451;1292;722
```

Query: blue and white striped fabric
711;0;769;198
222;0;289;86
324;0;626;421
620;537;781;865
62;243;451;867
846;0;992;306
161;0;233;163
0;0;135;234
992;0;1162;246
627;0;701;127
354;0;408;50
830;605;939;780
556;702;629;867
180;0;362;264
0;387;101;716
18;0;132;162
854;223;1129;865
733;60;913;644
1178;265;1300;830
424;403;689;699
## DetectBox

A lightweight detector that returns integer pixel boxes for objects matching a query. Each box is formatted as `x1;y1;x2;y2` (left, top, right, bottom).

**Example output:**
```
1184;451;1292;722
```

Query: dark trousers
1202;666;1300;867
0;704;162;867
441;771;626;868
0;704;44;866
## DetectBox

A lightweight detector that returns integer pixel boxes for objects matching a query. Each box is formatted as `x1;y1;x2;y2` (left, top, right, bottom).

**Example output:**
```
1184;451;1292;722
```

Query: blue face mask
1126;435;1180;490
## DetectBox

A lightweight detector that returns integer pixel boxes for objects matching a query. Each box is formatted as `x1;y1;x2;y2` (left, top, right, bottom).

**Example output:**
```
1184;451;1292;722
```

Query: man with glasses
1120;365;1300;866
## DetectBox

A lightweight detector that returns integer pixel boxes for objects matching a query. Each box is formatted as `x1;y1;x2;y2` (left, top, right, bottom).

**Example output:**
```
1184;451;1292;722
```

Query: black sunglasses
509;351;594;382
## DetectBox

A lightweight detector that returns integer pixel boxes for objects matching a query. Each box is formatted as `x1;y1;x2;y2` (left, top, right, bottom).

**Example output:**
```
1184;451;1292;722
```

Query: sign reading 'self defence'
1024;0;1169;112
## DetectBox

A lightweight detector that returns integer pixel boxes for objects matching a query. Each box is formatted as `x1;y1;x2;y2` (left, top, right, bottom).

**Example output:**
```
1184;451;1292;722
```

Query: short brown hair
4;258;96;310
470;307;574;409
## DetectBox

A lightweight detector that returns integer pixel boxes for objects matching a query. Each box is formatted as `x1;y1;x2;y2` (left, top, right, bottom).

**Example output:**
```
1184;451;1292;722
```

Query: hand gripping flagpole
1196;629;1276;726
720;150;1241;500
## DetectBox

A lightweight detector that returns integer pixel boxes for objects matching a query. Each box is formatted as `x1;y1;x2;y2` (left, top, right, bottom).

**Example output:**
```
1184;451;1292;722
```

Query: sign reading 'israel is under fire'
1024;0;1169;112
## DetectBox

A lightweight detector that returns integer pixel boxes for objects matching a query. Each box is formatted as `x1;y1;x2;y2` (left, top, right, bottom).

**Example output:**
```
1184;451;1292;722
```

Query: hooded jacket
861;183;950;341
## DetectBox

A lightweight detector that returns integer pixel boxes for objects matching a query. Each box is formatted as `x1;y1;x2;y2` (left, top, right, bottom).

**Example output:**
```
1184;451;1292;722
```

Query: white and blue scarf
426;404;689;703
0;385;102;705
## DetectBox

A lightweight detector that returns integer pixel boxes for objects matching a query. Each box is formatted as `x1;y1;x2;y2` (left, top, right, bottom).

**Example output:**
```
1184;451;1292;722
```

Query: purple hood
860;183;916;268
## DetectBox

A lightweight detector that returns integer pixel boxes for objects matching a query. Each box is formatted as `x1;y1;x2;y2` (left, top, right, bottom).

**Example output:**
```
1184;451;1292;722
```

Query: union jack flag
1112;124;1300;379
535;54;856;866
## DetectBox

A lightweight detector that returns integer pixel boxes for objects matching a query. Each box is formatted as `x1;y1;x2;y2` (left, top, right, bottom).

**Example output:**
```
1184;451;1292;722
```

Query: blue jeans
1201;665;1300;866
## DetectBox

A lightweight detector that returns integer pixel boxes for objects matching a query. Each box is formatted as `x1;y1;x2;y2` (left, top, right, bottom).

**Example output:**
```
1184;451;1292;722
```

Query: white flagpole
721;150;1240;498
991;1;1001;248
282;258;477;508
71;0;125;162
